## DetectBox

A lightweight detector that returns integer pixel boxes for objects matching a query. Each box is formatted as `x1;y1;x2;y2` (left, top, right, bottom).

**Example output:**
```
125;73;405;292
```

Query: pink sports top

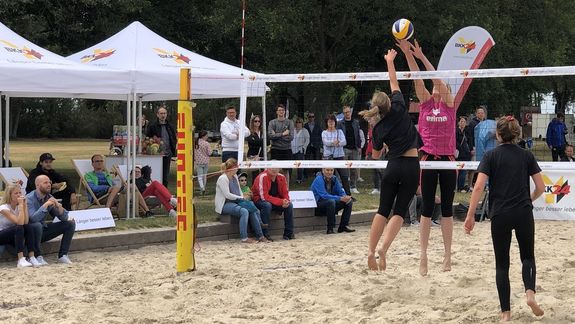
417;98;456;156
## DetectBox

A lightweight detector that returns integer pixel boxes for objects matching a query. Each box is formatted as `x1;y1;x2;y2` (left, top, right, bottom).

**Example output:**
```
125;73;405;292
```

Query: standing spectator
337;106;362;194
322;114;351;196
475;119;497;162
252;168;295;241
27;175;76;264
135;166;178;217
0;184;40;267
220;106;250;163
26;153;77;210
465;105;486;186
546;112;568;161
456;117;472;192
304;112;323;178
561;144;574;161
310;168;355;234
291;117;310;183
268;104;294;160
356;128;366;183
247;115;265;181
215;159;266;243
398;39;457;276
194;130;211;195
146;106;177;187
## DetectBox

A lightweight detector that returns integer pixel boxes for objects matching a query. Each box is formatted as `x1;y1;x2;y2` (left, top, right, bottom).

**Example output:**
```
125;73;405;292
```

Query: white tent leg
131;93;138;219
125;97;131;219
261;95;267;161
5;96;9;165
138;97;143;153
237;80;248;162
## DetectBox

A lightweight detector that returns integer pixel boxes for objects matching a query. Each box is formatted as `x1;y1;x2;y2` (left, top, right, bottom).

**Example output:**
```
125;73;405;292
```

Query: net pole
176;68;195;273
262;95;267;160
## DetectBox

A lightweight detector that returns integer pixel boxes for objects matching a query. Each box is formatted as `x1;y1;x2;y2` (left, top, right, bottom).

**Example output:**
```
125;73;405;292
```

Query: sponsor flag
437;26;495;110
532;170;575;220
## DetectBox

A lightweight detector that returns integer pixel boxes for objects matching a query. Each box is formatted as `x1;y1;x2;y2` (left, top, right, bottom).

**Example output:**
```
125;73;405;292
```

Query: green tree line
0;0;574;138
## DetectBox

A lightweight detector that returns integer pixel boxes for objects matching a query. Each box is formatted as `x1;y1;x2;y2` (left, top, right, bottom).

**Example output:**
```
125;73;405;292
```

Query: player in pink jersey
398;39;457;276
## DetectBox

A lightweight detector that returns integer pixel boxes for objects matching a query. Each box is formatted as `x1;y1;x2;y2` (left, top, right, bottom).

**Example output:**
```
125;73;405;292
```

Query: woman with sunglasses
247;115;265;180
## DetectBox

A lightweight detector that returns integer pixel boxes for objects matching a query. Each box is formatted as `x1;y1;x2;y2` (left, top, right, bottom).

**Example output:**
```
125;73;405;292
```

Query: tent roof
0;22;131;100
67;21;266;100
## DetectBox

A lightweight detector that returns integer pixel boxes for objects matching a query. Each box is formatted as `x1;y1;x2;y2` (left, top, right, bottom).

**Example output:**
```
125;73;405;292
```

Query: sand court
0;219;574;323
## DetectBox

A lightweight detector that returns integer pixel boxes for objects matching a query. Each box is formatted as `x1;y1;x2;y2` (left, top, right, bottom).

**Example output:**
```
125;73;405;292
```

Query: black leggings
420;154;456;218
377;157;420;218
0;224;35;253
491;207;536;312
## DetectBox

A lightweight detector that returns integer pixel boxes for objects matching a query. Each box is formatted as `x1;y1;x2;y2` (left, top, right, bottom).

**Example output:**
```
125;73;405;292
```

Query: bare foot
500;311;511;322
377;249;386;271
442;255;452;272
367;253;378;270
526;291;544;316
419;254;428;276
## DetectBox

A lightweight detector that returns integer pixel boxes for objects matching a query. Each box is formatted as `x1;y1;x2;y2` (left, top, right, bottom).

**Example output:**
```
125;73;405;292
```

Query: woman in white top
322;114;351;195
0;184;40;267
291;117;310;183
215;159;267;243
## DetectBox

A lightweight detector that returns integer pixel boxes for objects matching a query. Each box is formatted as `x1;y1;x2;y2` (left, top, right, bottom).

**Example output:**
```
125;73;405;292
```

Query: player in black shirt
464;116;545;321
359;49;420;271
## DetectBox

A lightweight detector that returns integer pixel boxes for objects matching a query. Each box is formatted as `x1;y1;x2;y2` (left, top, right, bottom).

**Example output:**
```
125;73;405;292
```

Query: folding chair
114;165;161;211
71;159;110;209
0;167;29;195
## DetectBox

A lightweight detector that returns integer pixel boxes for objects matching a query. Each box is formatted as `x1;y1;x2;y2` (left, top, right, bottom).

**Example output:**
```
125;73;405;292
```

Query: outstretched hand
384;49;397;62
395;39;411;54
410;39;424;60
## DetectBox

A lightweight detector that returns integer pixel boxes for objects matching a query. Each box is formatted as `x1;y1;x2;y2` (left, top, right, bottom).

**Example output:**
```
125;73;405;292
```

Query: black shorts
377;156;420;218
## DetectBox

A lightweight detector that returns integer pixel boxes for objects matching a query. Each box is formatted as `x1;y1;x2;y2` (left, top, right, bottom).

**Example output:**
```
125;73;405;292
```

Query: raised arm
410;40;454;107
396;40;429;102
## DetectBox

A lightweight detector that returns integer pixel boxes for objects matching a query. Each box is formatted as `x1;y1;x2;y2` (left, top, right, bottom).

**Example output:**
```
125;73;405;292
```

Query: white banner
532;170;575;220
53;208;116;231
289;191;317;209
437;26;495;110
238;160;575;171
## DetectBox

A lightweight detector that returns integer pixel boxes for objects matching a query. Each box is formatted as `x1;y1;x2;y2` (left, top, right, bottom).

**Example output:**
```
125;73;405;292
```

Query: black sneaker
143;211;155;218
337;226;356;233
283;233;295;240
326;228;335;234
264;234;274;242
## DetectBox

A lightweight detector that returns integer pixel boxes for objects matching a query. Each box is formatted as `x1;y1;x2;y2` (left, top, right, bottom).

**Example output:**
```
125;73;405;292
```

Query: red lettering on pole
179;113;185;128
177;132;185;139
177;153;186;171
177;215;187;231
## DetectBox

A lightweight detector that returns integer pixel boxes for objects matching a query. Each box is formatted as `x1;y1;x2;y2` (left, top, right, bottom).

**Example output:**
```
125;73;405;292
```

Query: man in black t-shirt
337;106;362;193
146;106;176;187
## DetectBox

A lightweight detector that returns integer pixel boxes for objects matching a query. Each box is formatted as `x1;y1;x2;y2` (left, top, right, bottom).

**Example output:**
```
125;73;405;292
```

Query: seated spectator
252;167;295;241
310;168;355;234
238;172;252;199
26;175;75;264
0;184;40;267
135;165;177;217
26;153;77;210
561;145;574;162
215;159;267;243
84;154;153;218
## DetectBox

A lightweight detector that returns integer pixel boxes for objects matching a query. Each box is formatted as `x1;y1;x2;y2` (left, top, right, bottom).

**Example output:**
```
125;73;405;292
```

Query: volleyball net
232;66;575;171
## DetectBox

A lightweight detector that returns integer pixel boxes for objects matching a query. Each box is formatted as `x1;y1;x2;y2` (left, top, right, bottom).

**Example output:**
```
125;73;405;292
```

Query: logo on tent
153;48;190;64
542;174;571;204
454;37;476;54
80;49;116;63
0;40;43;60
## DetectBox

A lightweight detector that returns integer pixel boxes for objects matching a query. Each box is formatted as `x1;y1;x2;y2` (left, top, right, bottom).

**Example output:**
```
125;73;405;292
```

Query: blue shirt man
310;168;355;234
26;175;75;264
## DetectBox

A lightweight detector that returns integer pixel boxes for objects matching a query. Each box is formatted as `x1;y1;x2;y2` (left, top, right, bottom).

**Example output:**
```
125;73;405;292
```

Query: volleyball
392;19;414;40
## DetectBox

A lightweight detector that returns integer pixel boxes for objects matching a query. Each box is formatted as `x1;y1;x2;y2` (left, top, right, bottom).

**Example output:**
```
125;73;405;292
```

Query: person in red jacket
252;168;295;241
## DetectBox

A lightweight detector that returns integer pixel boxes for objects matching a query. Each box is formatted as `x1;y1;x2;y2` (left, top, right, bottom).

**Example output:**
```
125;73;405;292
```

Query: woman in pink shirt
398;39;457;276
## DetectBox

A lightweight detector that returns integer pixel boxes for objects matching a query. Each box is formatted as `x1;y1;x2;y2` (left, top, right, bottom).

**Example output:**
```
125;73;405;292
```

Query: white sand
0;219;574;323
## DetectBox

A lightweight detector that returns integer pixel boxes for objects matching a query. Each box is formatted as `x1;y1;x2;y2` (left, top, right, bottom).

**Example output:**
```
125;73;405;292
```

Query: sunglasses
93;160;104;163
308;115;315;118
254;120;261;123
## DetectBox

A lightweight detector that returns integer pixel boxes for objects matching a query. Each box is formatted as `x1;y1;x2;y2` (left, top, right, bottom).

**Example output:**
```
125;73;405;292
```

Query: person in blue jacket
475;119;497;162
546;112;568;161
310;168;355;234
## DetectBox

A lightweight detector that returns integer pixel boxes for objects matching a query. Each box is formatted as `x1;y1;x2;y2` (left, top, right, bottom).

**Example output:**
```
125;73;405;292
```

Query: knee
239;208;249;218
326;200;336;211
67;220;76;231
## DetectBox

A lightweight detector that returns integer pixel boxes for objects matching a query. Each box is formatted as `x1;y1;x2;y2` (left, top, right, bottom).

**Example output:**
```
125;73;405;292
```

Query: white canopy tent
67;21;266;100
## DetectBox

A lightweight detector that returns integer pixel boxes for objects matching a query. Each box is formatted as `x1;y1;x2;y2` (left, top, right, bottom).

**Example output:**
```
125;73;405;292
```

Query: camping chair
0;167;29;195
114;165;161;211
71;159;110;209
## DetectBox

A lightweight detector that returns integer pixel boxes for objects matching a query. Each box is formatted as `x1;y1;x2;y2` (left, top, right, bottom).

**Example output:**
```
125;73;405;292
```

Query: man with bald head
146;106;177;187
26;174;76;265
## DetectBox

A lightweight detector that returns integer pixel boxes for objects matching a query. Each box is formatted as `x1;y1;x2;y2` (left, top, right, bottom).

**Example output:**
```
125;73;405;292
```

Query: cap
238;172;248;179
39;153;55;162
